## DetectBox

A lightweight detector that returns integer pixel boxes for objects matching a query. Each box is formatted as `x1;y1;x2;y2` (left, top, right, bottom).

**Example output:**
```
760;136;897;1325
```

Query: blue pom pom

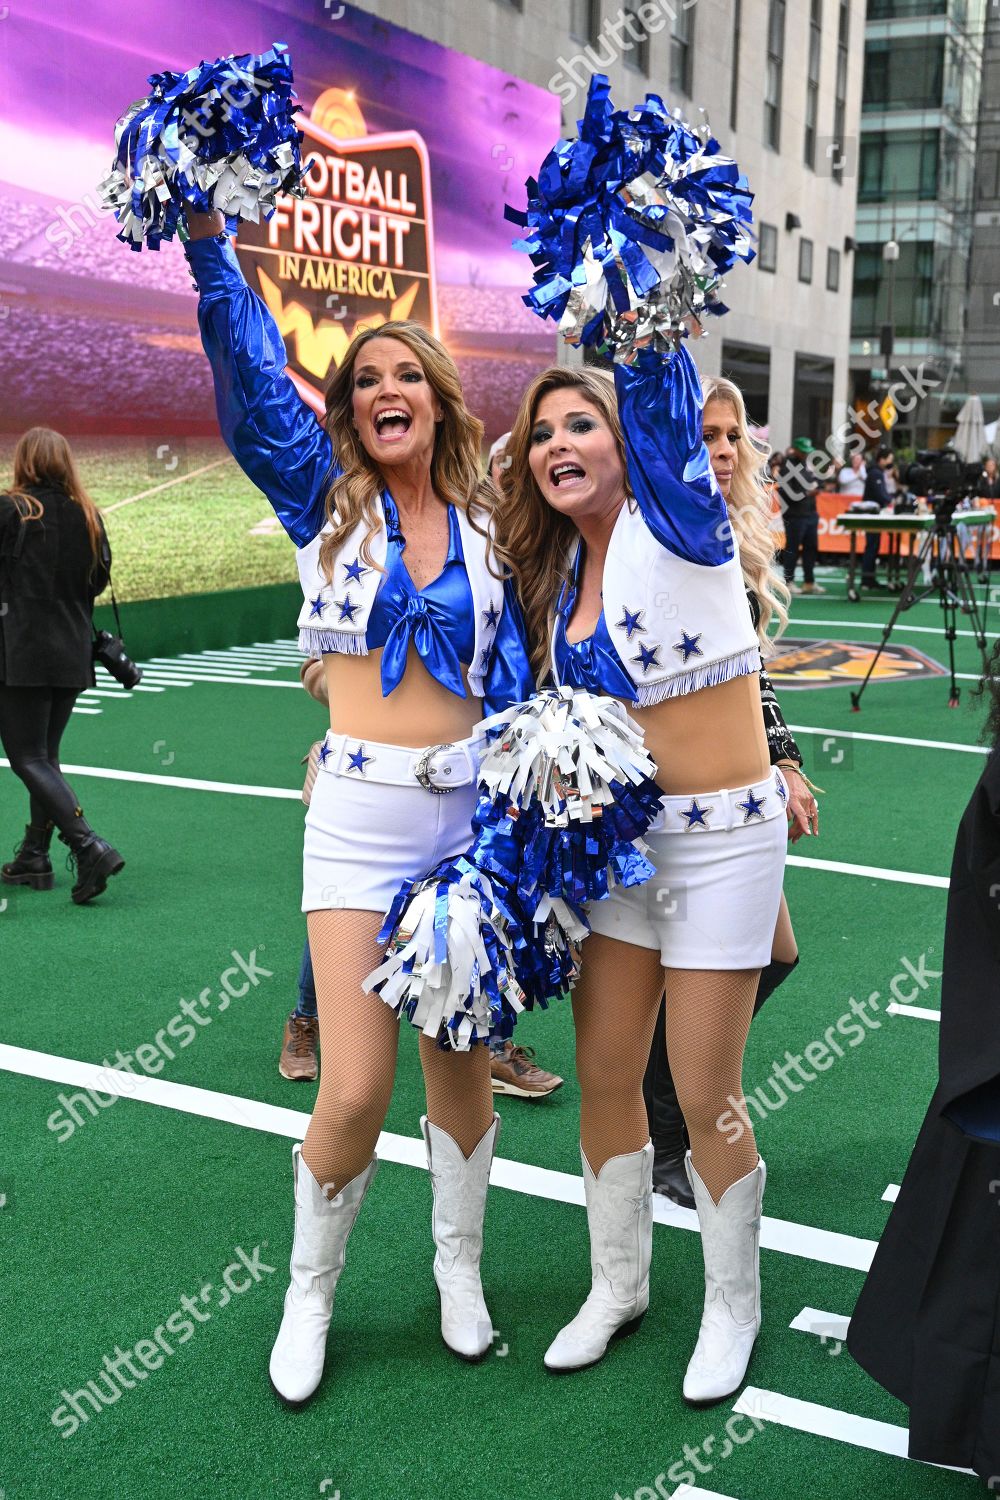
506;71;754;360
100;43;305;251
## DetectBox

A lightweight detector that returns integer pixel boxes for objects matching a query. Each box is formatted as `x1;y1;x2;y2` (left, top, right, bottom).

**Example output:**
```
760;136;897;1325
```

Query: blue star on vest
737;789;767;822
616;606;646;640
678;798;713;830
479;645;492;671
308;595;327;619
317;740;332;766
346;744;374;775
482;601;500;631
673;631;703;662
343;556;369;585
776;777;788;803
632;642;661;675
336;594;359;623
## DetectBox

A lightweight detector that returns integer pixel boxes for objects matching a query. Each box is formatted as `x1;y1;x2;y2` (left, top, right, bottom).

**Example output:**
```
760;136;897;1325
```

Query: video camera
904;448;982;525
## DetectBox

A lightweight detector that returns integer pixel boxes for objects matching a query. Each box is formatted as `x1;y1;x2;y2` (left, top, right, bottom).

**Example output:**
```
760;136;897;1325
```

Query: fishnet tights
302;909;494;1197
572;932;760;1205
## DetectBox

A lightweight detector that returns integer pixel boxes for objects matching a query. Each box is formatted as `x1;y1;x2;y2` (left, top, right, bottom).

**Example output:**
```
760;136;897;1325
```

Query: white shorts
302;732;481;913
584;767;789;970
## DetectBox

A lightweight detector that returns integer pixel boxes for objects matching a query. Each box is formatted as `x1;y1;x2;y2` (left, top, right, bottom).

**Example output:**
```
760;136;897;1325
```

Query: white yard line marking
885;1002;941;1021
789;724;987;756
70;707;102;716
883;1185;900;1202
786;854;948;890
789;1307;851;1344
790;616;986;641
732;1388;974;1475
0;1044;878;1272
0;761;301;800
102;458;231;514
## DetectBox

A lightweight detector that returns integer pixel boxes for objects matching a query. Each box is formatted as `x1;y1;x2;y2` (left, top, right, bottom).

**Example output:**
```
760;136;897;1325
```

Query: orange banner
771;492;1000;560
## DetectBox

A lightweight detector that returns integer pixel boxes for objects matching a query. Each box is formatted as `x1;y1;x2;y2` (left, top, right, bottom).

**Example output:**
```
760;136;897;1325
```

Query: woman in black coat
0;427;124;903
847;669;1000;1483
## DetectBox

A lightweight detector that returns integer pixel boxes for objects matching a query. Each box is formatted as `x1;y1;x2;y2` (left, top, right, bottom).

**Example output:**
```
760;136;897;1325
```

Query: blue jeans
293;936;317;1019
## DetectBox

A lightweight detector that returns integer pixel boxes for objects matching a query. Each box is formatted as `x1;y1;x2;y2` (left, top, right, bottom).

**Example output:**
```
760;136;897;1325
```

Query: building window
721;340;772;430
859;128;940;203
832;0;849;184
868;0;946;15
729;0;742;131
805;0;822;169
624;6;651;75
863;38;945;112
799;238;814;284
670;7;694;96
826;246;840;292
792;353;834;450
569;0;600;45
851;241;936;339
759;222;778;273
765;0;785;151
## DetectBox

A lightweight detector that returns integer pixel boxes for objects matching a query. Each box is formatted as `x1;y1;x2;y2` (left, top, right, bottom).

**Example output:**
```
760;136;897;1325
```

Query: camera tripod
849;515;991;712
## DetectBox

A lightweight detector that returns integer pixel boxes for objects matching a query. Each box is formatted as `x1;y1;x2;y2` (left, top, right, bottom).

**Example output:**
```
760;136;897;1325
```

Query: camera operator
778;437;824;595
0;428;124;903
859;446;895;589
972;458;999;582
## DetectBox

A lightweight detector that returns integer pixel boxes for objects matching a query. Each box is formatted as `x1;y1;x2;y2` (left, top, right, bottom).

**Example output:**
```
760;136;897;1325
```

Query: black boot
752;955;800;1016
2;821;56;890
59;810;124;905
643;993;695;1209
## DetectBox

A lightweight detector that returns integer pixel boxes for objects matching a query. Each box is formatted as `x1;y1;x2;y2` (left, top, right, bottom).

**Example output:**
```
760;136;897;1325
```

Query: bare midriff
631;671;771;796
323;641;482;749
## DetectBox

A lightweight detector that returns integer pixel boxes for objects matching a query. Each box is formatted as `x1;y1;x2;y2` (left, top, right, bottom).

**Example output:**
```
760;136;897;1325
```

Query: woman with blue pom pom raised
498;74;787;1405
104;41;538;1407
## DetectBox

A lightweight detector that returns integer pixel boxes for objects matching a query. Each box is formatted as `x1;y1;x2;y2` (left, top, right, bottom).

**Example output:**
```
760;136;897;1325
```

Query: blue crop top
552;538;636;702
185;233;533;716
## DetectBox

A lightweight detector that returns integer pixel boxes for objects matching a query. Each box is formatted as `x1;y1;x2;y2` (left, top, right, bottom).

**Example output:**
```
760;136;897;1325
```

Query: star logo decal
678;798;714;830
317;740;332;766
737;789;767;822
343;556;369;585
616;606;645;639
482;601;500;631
346;744;374;775
632;642;661;675
673;631;703;663
336;594;359;623
308;595;327;619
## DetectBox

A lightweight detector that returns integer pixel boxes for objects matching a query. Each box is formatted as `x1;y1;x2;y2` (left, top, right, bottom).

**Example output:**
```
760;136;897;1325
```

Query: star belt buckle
414;742;457;794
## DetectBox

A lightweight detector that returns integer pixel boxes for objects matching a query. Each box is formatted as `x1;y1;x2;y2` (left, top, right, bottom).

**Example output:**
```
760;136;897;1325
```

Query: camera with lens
93;628;143;689
905;448;982;525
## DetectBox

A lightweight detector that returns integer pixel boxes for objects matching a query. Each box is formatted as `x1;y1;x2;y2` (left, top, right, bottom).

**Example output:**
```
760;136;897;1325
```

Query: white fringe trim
297;627;369;657
633;648;759;707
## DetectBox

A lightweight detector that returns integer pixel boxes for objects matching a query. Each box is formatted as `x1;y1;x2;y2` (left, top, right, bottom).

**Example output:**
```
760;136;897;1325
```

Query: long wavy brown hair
700;373;789;651
494;366;628;681
318;321;498;583
7;427;104;566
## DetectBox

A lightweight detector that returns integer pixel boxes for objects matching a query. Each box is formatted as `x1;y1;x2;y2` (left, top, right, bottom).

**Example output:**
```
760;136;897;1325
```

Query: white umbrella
985;418;998;458
953;395;987;462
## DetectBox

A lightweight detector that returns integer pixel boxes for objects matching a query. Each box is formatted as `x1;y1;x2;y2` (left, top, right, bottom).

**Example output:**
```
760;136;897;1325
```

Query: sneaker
800;582;826;595
279;1013;319;1081
785;580;801;595
489;1041;563;1099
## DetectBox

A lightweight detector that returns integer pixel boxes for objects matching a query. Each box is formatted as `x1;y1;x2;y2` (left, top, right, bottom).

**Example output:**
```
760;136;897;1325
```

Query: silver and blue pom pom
100;43;305;251
505;71;754;361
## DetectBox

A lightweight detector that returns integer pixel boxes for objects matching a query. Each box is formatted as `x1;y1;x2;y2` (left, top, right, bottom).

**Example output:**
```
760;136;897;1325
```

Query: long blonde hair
495;365;628;681
7;427;104;568
700;374;789;652
318;321;497;583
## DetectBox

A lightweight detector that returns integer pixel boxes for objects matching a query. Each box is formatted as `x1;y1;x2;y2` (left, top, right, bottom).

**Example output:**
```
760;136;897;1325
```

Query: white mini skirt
302;731;481;914
584;767;789;969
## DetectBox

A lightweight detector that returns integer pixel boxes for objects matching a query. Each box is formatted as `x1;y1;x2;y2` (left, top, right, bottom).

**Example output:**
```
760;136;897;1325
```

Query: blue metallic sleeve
484;577;538;716
613;345;734;567
185;234;337;548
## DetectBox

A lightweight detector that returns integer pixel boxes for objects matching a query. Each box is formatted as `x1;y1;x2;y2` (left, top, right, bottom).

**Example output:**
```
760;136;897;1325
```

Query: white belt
653;769;788;834
317;731;478;794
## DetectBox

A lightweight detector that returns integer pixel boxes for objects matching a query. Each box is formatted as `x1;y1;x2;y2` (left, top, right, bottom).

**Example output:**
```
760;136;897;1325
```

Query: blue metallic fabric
615;344;734;566
186;234;335;548
552;539;636;701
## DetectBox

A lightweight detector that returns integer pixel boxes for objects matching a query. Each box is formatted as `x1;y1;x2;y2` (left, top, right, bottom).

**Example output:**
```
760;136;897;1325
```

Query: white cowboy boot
544;1141;654;1372
683;1151;766;1406
421;1112;500;1361
268;1144;377;1406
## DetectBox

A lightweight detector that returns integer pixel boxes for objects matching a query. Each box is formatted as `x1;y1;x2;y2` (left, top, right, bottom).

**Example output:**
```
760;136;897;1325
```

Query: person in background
973;457;999;583
487;431;512;491
837;451;867;496
0;427;124;904
860;446;895;589
777;437;824;595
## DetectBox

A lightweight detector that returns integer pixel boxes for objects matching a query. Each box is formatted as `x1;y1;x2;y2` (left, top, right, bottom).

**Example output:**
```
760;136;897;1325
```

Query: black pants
0;684;83;834
861;530;883;580
783;512;819;584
